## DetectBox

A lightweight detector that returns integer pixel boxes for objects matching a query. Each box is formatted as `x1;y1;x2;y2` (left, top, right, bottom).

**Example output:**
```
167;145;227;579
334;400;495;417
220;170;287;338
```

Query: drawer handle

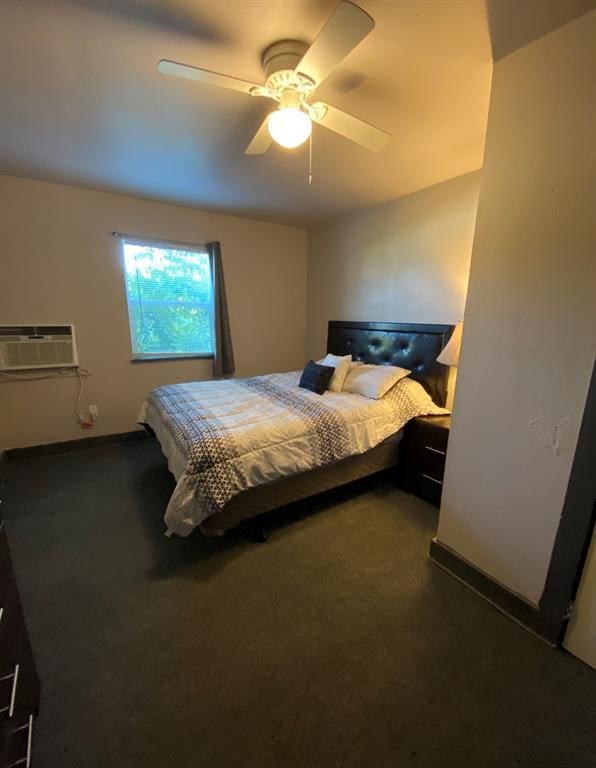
6;713;34;768
422;473;443;486
424;445;446;456
0;663;20;717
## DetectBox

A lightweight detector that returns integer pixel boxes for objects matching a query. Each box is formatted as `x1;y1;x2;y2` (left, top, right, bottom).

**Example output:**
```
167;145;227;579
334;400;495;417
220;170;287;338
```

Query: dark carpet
2;440;595;768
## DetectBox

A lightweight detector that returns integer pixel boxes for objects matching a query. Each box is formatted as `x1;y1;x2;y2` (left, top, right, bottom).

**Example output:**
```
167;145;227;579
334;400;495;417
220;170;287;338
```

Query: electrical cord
0;367;90;382
0;366;94;428
73;368;94;428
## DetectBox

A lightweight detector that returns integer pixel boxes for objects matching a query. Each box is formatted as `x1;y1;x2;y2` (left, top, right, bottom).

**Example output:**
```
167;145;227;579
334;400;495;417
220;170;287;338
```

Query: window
121;239;213;360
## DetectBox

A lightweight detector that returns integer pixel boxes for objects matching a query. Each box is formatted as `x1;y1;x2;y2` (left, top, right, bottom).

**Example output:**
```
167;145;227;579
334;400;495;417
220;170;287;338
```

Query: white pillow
342;363;410;399
317;353;352;392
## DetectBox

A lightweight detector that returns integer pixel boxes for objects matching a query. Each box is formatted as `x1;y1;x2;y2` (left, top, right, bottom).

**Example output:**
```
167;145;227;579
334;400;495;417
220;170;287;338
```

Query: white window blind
121;239;214;359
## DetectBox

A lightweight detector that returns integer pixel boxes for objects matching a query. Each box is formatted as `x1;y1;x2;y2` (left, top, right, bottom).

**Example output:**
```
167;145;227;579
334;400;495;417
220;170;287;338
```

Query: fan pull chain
308;131;313;185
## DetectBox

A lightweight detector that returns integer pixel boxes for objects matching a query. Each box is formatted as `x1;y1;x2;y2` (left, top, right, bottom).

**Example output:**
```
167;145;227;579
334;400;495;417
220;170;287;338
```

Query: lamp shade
437;320;463;367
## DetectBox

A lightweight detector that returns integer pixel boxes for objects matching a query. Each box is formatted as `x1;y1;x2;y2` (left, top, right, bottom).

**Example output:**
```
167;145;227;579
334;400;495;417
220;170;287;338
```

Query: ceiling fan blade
158;60;261;96
245;116;273;155
311;102;390;152
296;1;374;87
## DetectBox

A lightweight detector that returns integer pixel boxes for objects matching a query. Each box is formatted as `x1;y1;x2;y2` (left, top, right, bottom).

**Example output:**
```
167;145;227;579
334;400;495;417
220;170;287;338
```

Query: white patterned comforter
138;371;448;537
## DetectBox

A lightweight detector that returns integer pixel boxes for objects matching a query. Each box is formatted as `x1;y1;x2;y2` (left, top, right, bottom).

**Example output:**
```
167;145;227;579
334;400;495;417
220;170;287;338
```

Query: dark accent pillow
299;360;335;395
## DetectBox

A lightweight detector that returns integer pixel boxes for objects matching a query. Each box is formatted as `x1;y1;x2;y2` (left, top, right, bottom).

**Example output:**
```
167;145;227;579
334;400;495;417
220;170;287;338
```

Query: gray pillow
299;360;335;395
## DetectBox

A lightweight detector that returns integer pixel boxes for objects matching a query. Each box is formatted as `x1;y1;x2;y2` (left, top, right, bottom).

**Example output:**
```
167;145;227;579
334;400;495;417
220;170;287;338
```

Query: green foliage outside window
123;243;213;356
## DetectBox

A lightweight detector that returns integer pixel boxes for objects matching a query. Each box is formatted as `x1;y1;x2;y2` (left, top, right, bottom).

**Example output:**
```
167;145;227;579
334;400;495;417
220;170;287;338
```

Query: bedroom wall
437;11;596;605
0;175;307;450
305;171;481;359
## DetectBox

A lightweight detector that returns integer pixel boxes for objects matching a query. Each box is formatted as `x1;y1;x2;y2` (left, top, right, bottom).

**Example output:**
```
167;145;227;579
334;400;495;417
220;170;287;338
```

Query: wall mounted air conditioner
0;325;79;371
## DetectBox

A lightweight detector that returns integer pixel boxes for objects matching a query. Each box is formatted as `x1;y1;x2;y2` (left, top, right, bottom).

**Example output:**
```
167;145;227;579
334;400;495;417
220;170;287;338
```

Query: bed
139;321;453;537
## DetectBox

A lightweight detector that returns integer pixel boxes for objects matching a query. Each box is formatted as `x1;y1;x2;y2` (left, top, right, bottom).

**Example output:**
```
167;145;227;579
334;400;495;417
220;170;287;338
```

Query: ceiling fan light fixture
268;107;312;149
159;2;391;157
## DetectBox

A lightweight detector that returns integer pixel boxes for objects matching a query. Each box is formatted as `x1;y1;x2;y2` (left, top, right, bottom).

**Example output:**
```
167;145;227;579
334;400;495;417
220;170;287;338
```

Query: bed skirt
200;432;402;534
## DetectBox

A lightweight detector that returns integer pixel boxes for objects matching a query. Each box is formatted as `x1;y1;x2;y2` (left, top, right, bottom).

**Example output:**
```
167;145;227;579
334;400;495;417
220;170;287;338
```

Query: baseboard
7;430;150;460
429;538;554;645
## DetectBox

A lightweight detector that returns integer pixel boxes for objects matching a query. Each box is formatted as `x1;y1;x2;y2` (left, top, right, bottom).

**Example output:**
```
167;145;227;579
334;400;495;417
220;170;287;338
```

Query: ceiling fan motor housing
261;40;314;95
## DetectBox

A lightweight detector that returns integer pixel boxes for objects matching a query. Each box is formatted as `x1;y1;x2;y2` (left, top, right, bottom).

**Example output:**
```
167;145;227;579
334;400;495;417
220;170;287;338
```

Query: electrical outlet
89;404;99;418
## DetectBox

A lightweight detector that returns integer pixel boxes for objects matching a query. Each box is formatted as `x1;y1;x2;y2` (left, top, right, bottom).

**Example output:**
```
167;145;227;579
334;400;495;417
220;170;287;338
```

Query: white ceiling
0;0;495;225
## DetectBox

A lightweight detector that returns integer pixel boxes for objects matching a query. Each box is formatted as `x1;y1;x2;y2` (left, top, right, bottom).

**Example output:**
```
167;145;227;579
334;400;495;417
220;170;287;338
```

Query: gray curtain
207;241;235;377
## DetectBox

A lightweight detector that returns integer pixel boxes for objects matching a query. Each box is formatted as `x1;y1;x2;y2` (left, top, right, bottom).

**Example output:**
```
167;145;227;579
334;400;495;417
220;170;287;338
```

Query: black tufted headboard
327;321;453;406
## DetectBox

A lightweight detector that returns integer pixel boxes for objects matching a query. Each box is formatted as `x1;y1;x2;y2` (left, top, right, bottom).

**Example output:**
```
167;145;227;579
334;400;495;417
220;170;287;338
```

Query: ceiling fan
158;1;390;155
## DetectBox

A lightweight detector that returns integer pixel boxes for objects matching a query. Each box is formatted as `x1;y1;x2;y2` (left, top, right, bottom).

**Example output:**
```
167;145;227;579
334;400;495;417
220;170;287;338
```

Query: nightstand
398;415;451;507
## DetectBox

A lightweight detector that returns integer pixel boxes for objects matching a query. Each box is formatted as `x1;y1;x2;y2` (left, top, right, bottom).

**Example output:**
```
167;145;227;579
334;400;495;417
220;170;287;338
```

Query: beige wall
0;176;307;450
437;12;596;604
305;172;480;360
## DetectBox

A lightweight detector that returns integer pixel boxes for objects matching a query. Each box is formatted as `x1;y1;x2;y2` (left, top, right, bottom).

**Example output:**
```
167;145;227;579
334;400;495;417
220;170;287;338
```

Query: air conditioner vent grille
0;325;79;371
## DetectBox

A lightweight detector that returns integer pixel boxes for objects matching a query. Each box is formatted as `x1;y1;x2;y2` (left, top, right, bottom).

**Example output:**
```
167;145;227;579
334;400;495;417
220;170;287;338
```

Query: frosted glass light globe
268;107;312;149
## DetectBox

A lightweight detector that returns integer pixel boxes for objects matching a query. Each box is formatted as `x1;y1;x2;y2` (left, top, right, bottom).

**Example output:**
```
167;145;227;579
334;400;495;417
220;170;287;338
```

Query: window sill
131;354;214;363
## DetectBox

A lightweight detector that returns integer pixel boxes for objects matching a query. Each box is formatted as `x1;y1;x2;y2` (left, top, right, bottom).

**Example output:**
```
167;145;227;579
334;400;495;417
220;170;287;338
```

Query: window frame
119;236;215;362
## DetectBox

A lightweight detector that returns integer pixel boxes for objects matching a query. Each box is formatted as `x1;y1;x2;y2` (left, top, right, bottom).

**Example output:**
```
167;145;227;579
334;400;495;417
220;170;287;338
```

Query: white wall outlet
89;404;99;418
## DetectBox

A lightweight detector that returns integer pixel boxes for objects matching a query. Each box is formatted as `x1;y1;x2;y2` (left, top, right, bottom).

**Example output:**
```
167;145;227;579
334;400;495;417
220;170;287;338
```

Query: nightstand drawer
416;423;449;453
0;524;12;609
418;447;446;482
1;639;39;727
0;582;26;673
423;443;447;458
0;714;34;768
415;471;443;506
